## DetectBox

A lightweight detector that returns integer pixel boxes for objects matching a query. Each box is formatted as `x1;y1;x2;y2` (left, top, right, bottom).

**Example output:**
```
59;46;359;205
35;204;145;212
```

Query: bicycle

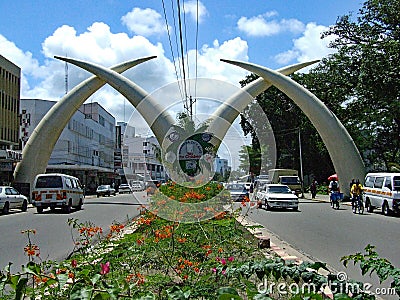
330;191;340;210
352;194;364;214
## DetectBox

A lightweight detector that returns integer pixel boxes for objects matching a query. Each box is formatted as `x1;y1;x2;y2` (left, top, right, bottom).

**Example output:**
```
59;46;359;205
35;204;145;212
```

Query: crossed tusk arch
14;56;365;197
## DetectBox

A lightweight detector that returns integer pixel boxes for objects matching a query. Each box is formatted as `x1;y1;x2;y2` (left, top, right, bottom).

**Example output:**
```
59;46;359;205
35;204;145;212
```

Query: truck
268;169;303;197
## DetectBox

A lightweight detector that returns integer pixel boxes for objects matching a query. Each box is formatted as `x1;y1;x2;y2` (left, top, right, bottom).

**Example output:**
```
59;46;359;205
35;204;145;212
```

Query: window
143;142;148;146
35;176;63;188
65;178;73;188
374;177;384;188
384;176;392;189
364;176;375;188
10;188;19;195
99;115;105;126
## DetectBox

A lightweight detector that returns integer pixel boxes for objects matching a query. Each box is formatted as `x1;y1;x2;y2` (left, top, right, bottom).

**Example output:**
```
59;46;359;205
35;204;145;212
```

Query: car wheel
21;199;28;212
76;199;83;210
50;206;56;212
366;199;373;213
293;206;299;211
36;207;43;214
382;201;390;216
2;202;10;214
97;194;100;198
64;200;72;213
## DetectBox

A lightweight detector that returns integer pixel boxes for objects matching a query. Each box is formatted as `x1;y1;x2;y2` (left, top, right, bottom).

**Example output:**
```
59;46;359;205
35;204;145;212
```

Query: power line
161;0;184;101
176;0;189;114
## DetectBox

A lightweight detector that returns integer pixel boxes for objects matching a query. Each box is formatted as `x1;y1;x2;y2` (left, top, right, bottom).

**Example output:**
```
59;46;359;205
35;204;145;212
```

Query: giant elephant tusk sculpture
14;55;364;199
220;59;366;195
14;56;157;186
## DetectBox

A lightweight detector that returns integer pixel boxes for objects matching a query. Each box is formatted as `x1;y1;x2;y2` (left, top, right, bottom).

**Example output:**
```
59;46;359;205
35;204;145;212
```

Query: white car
96;185;116;197
118;184;132;194
226;183;249;202
0;186;29;214
131;181;144;192
256;184;299;210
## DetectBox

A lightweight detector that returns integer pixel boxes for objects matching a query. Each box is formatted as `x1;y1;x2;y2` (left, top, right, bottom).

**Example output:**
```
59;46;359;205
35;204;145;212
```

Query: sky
0;0;363;169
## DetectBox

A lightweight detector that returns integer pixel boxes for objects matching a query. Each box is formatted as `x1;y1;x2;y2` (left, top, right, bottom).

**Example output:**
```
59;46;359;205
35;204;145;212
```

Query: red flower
71;259;77;268
100;261;110;275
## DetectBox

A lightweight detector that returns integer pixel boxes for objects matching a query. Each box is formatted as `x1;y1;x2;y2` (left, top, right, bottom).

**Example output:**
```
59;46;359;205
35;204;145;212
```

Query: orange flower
24;244;40;257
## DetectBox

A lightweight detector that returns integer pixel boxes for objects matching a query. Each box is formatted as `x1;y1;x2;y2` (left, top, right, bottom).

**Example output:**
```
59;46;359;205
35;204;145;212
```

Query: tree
320;0;400;170
240;0;400;177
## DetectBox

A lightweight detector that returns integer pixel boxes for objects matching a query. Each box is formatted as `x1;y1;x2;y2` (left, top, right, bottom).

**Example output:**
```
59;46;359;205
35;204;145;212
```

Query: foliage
239;0;400;178
317;0;400;170
341;244;400;297
0;182;384;299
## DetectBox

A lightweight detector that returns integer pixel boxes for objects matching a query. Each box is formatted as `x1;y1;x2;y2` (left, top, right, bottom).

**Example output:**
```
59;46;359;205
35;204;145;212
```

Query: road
0;192;145;272
246;194;400;299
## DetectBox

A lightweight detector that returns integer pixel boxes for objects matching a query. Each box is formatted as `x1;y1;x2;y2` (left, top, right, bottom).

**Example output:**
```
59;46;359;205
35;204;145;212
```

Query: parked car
32;173;84;213
225;183;249;202
0;186;29;214
118;184;132;194
96;185;116;197
256;184;299;210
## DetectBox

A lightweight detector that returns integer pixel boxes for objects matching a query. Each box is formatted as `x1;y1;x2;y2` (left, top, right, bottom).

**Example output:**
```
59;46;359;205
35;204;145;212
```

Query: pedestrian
310;178;318;199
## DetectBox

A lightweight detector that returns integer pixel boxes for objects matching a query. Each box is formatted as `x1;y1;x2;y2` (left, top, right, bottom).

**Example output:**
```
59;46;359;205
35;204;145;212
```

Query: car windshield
268;186;292;194
35;176;63;188
280;177;300;184
226;184;245;191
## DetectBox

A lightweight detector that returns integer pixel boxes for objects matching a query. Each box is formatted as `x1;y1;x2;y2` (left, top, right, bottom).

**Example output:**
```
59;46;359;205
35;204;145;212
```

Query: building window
99;115;105;126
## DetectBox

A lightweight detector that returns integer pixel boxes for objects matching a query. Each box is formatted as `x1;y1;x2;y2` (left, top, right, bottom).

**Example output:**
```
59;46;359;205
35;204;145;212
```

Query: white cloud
237;12;305;37
274;22;337;65
2;19;250;123
183;0;208;23
121;8;166;36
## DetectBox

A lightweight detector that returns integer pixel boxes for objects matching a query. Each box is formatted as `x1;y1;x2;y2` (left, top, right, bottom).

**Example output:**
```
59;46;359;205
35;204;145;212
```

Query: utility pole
298;128;304;197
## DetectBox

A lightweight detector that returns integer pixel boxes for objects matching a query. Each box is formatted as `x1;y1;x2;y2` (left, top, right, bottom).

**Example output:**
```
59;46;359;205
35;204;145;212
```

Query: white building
214;155;230;177
120;123;166;183
20;99;116;193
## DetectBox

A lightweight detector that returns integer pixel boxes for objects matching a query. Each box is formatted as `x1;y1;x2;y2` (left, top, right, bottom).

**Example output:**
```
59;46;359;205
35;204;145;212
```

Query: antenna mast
65;55;69;94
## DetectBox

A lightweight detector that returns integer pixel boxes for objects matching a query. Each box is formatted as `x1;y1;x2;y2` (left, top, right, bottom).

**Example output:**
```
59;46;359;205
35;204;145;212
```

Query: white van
32;173;84;213
363;172;400;215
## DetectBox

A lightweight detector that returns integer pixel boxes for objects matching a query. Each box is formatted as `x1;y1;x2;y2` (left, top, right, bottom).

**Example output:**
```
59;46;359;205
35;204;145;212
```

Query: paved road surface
245;194;400;299
0;192;145;271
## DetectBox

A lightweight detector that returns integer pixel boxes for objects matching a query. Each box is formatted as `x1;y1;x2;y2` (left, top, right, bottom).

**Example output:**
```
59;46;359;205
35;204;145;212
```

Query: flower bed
0;181;377;299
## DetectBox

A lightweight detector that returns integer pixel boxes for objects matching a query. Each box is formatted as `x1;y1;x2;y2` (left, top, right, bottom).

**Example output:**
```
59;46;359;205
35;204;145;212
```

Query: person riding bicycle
350;179;363;208
328;179;340;208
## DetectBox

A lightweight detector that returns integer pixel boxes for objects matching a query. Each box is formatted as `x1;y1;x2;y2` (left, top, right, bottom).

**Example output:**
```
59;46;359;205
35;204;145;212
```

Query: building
0;55;21;184
119;123;166;184
20;100;116;193
214;155;230;177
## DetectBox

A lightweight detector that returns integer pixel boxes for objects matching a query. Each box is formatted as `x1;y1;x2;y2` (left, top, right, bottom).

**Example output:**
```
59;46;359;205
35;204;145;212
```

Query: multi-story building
0;55;22;184
119;123;166;184
214;155;230;178
20;100;116;193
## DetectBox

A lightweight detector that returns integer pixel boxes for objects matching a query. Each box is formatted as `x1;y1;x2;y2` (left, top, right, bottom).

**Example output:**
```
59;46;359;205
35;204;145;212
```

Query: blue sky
0;0;363;168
